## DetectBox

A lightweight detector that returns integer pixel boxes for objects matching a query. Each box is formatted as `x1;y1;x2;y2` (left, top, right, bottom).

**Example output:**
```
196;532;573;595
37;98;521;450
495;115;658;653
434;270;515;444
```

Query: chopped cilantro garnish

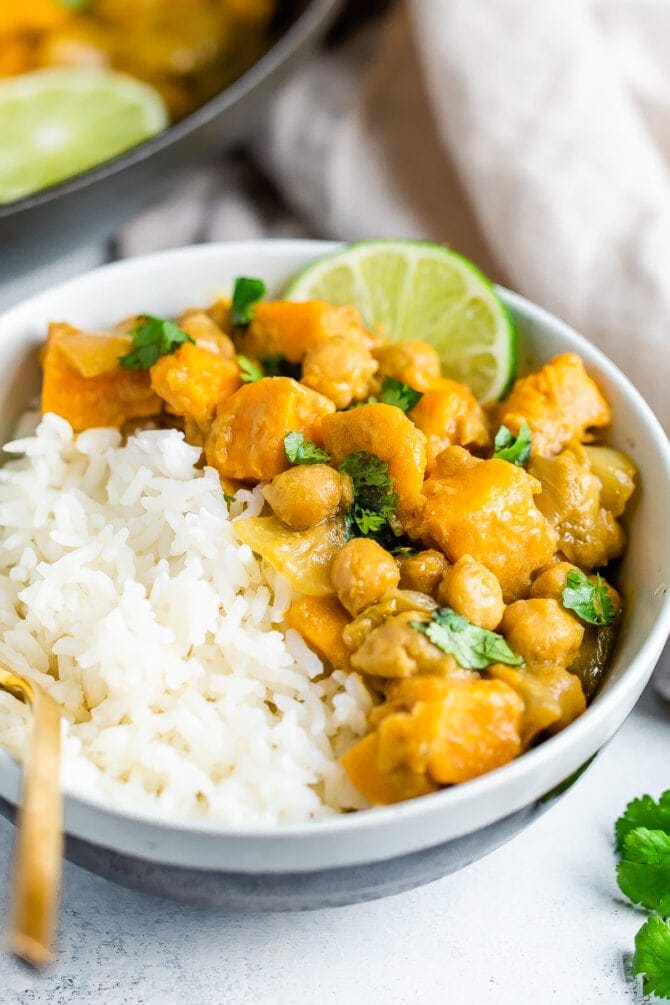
492;422;532;466
237;355;264;383
338;452;398;544
258;354;302;380
378;377;423;413
411;607;523;670
616;792;670;854
223;491;236;505
283;432;330;465
562;570;616;626
632;916;670;1000
118;315;193;371
617;828;670;915
231;276;266;326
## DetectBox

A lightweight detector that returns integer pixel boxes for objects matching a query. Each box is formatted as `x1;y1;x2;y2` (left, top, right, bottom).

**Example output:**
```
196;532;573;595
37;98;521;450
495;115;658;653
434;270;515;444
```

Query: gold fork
0;667;62;968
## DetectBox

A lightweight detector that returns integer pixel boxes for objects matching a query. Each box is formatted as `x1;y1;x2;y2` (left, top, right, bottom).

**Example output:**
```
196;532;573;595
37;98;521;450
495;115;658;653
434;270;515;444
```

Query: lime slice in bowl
284;239;517;403
0;68;168;205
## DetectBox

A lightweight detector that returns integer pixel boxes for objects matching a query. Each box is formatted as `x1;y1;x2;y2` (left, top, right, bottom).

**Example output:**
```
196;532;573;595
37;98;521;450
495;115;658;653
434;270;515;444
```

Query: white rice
0;412;372;824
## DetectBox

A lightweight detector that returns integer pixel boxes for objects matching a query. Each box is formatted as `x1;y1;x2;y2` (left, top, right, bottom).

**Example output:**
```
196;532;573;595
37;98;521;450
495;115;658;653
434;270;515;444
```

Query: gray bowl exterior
0;761;591;909
0;0;340;285
0;240;668;911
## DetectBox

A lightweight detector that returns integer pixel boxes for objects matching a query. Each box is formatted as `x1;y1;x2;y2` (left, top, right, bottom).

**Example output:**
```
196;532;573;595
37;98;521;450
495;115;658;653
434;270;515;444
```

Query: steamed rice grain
0;413;372;823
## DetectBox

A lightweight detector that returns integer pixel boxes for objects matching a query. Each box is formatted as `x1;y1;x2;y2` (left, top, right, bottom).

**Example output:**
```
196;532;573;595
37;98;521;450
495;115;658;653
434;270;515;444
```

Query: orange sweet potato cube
204;377;334;482
41;323;161;431
286;595;352;671
242;301;370;363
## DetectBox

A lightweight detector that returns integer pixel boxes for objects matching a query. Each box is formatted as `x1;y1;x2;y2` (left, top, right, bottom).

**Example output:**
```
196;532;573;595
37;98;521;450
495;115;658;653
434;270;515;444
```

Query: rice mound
0;413;371;824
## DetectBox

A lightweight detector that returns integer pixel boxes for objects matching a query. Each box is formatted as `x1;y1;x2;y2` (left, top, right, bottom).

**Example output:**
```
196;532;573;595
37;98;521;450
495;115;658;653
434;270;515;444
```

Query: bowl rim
0;0;340;218
0;238;668;851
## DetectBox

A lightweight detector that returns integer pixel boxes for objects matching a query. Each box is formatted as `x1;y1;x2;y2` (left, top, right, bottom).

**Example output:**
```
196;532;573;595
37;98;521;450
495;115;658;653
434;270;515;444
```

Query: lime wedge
284;240;517;402
0;68;168;204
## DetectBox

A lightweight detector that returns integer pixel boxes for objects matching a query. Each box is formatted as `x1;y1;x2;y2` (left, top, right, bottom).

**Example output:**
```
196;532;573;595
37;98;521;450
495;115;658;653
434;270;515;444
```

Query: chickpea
531;561;621;614
330;538;400;616
500;599;584;666
262;464;345;531
530;561;580;601
398;549;449;597
437;555;504;631
302;336;378;409
373;341;441;392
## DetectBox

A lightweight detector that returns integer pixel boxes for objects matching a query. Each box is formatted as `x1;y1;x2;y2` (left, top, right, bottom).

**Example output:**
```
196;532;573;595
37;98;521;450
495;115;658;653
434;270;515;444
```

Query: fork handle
9;686;62;968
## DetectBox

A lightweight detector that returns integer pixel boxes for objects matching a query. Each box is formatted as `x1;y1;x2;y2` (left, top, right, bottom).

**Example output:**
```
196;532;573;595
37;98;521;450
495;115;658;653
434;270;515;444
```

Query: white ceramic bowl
0;240;669;909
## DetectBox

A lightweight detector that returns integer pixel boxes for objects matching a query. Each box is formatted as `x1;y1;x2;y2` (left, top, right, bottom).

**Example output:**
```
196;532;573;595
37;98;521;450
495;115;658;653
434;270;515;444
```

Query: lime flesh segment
0;68;168;204
284;240;517;403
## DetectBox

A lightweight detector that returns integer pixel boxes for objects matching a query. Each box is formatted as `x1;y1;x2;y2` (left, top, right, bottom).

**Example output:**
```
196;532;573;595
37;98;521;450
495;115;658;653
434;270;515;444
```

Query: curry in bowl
0;266;635;818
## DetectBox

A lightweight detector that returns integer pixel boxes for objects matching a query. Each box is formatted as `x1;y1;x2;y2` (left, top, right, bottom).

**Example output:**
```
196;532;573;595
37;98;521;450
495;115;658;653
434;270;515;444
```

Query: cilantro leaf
223;491;236;505
562;570;616;626
493;422;532;466
339;452;398;545
283;432;330;465
378;377;423;413
411;607;523;670
258;354;302;380
237;355;264;383
616;792;670;853
231;276;266;326
617;828;670;914
119;315;193;371
632;916;670;1000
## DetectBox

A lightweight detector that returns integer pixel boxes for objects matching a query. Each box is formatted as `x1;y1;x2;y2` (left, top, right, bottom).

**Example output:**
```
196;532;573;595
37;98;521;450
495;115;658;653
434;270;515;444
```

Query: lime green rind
283;240;517;404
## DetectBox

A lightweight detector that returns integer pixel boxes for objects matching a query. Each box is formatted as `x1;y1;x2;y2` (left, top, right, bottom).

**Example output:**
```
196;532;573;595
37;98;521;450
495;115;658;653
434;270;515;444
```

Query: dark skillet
0;0;341;284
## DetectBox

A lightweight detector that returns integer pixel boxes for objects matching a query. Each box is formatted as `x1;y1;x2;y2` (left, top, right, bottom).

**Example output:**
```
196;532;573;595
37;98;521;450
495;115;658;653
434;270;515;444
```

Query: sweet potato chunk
286;595;352;671
205;377;334;482
341;732;438;806
494;353;611;456
370;678;523;788
241;302;371;363
488;663;586;748
150;342;240;437
41;322;161;431
409;377;490;471
419;447;557;601
321;403;427;521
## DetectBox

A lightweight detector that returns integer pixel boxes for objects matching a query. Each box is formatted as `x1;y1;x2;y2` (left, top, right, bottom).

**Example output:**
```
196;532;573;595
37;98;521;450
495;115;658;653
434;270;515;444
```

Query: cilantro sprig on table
492;422;531;466
411;607;522;670
615;790;670;999
231;276;266;326
562;570;616;626
118;315;194;370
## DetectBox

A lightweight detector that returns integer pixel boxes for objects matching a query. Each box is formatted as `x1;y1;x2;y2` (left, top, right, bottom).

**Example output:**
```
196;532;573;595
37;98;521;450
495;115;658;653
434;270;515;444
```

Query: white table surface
1;672;667;1005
